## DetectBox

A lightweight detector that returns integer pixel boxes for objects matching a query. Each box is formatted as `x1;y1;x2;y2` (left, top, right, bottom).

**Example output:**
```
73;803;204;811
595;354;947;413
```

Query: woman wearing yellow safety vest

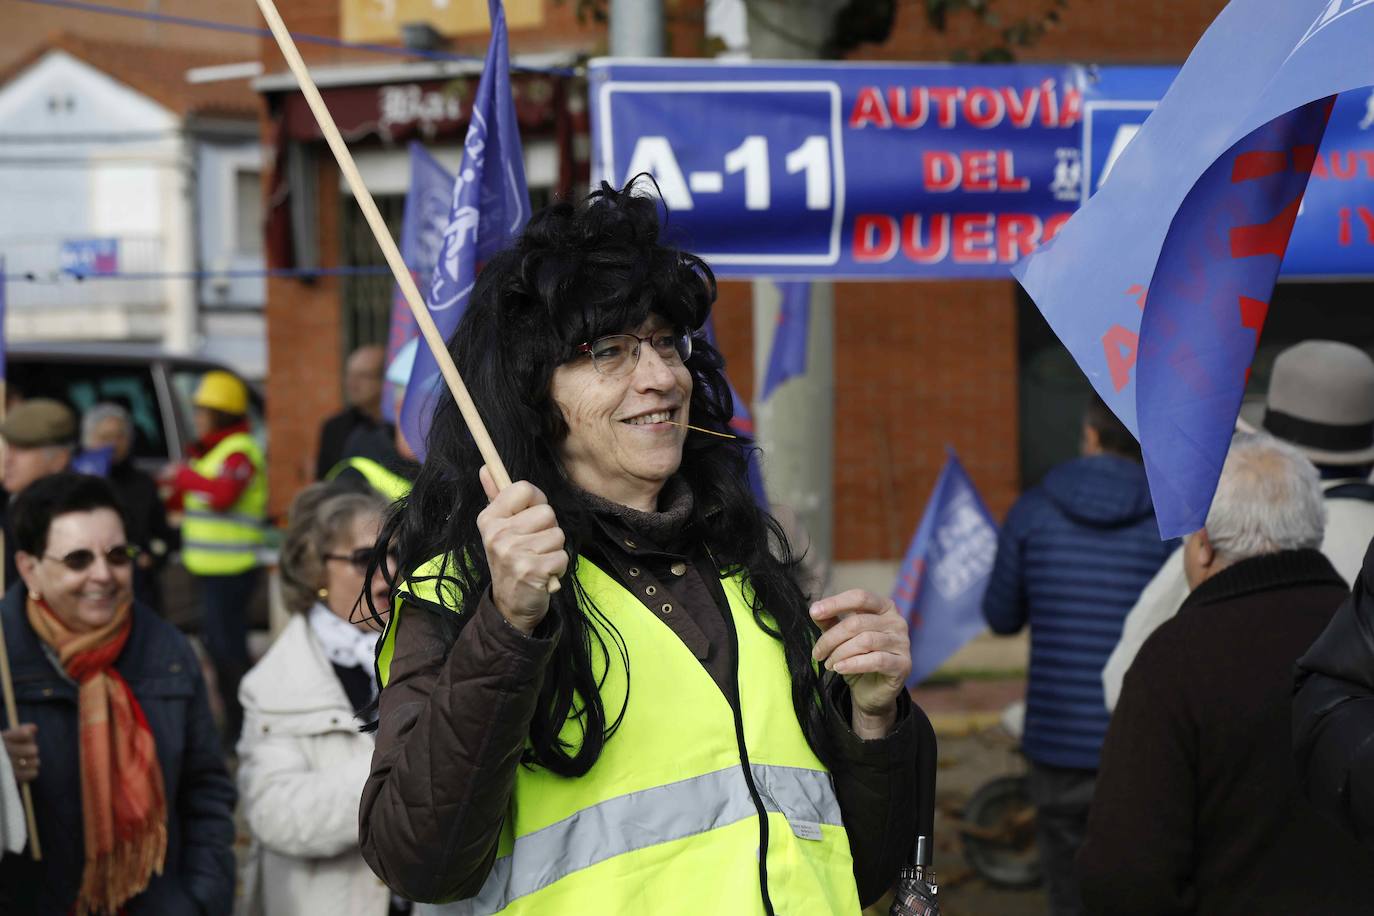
359;183;926;915
161;370;265;745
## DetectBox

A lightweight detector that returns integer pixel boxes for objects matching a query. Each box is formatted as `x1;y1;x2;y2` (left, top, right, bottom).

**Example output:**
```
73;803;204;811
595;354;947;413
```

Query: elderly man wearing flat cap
0;399;77;584
1103;340;1374;709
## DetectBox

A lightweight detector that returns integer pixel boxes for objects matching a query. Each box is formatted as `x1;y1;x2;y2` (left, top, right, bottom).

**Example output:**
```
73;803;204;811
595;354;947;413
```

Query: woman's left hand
810;589;911;740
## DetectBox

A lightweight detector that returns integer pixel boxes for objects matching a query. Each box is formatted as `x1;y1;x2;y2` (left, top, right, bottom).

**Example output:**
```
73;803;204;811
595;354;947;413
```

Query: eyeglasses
41;544;140;572
576;330;693;378
324;546;397;574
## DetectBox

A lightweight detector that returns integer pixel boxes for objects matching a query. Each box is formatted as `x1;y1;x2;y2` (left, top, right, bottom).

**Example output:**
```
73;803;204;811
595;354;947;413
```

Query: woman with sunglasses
235;483;402;916
358;183;929;915
0;472;235;915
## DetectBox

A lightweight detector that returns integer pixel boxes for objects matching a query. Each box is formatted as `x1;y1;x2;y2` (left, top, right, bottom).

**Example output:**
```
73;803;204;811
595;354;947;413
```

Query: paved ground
892;677;1051;916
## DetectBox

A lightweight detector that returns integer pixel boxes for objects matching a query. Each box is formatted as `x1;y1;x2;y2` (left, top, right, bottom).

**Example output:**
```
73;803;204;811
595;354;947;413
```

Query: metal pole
747;0;846;589
610;0;664;57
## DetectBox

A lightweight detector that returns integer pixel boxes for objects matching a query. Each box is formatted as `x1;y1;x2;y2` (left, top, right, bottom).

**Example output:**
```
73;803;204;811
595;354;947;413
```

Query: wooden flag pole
0;376;42;860
254;0;559;592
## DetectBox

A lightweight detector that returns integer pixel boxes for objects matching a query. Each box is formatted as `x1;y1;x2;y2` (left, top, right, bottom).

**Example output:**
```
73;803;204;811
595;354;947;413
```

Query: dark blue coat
983;455;1172;770
0;584;236;915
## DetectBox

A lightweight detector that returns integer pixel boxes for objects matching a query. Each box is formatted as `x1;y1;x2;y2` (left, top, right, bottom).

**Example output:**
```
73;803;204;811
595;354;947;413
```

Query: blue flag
893;450;997;687
760;281;810;401
700;316;769;508
71;446;114;478
400;0;529;459
384;142;455;423
1013;0;1373;537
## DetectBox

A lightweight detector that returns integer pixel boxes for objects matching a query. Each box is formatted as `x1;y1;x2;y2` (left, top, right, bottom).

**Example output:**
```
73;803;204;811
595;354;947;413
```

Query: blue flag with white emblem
400;0;529;459
384;142;454;423
893;450;997;687
1013;0;1374;537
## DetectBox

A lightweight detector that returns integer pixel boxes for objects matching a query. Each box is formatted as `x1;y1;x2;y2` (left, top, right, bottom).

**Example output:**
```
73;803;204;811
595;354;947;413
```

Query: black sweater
1079;549;1374;915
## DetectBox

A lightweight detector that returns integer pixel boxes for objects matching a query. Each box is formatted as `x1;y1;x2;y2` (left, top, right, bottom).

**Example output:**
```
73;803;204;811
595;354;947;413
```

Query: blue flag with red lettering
760;281;810;401
700;316;768;508
400;0;528;459
383;142;454;423
1013;0;1374;537
893;450;997;687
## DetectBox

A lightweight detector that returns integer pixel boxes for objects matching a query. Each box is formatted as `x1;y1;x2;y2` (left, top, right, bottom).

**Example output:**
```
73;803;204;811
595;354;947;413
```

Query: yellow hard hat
193;370;249;415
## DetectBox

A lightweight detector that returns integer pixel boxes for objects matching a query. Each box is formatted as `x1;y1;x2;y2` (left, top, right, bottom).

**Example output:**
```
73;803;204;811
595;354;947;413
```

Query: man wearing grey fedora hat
1102;340;1374;710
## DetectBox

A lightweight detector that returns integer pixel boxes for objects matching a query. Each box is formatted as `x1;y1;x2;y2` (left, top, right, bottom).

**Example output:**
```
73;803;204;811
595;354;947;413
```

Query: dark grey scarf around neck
575;476;694;547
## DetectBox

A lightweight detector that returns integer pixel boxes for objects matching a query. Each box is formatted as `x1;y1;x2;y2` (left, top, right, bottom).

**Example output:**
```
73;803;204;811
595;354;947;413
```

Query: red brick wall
0;0;259;73
264;157;345;518
833;281;1020;559
848;0;1226;65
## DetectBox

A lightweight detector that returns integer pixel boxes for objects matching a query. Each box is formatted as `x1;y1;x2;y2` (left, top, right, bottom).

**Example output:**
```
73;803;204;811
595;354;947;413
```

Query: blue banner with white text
592;58;1374;280
591;60;1085;279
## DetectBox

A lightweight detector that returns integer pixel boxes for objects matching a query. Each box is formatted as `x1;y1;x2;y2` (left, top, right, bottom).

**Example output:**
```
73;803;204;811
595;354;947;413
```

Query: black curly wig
368;178;832;776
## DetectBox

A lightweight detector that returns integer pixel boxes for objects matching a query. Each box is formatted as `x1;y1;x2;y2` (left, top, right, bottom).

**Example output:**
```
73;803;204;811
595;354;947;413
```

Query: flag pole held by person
0;258;41;861
252;0;557;592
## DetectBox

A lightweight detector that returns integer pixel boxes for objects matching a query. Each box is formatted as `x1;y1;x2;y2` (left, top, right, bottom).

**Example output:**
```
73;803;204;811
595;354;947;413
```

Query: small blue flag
894;450;997;687
1013;0;1372;537
384;143;455;422
71;446;114;478
760;281;810;401
400;0;529;459
701;315;769;509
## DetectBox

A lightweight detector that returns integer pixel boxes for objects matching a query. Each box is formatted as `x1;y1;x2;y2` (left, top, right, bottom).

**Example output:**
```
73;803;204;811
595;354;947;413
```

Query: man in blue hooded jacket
983;394;1172;916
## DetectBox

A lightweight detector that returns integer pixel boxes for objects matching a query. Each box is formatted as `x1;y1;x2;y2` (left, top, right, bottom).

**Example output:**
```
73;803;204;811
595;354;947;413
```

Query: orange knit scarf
26;595;167;916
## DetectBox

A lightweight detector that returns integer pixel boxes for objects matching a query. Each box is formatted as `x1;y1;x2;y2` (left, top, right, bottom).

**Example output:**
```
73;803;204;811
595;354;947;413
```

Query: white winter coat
1102;482;1374;710
235;613;390;916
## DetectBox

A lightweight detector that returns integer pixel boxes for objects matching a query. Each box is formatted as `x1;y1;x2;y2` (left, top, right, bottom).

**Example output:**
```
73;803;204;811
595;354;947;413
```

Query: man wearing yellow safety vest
359;184;928;914
162;370;265;744
326;339;421;502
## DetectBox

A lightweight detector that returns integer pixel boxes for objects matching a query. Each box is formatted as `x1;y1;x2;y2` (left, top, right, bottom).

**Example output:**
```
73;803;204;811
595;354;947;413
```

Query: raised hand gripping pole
255;0;560;592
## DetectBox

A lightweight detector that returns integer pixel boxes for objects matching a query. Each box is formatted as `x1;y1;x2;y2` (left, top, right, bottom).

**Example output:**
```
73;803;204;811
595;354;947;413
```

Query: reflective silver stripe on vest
416;764;841;916
181;509;265;528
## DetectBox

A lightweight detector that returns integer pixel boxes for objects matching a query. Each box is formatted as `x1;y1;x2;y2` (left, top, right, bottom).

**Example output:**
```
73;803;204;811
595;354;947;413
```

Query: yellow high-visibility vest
380;556;862;915
181;431;266;576
325;456;412;501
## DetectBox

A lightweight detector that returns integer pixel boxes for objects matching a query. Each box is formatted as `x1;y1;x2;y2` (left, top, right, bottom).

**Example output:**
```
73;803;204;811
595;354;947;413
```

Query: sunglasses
41;544;140;572
324;546;397;573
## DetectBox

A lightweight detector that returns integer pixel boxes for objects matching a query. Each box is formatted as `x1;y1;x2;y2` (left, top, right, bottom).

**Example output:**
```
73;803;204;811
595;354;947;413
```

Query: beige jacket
236;614;390;916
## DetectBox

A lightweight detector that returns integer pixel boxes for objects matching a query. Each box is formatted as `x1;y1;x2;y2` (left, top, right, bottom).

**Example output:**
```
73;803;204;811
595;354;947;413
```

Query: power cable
0;265;396;284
